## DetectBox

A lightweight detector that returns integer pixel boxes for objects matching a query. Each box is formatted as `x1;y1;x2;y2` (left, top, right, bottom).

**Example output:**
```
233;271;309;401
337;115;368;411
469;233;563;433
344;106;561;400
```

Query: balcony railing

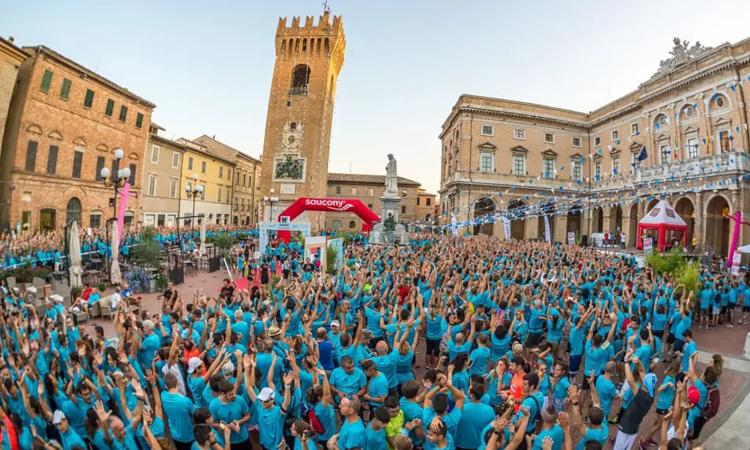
289;85;308;96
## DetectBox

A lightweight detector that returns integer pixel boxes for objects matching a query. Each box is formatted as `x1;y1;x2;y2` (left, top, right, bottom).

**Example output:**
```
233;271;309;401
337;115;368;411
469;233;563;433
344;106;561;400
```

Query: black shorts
426;338;441;356
581;374;593;390
525;332;542;348
666;333;676;344
568;354;582;374
655;408;669;415
674;339;685;353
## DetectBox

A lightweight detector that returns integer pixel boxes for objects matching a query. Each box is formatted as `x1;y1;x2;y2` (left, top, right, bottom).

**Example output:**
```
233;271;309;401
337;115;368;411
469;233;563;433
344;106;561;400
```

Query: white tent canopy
639;200;687;226
738;244;750;254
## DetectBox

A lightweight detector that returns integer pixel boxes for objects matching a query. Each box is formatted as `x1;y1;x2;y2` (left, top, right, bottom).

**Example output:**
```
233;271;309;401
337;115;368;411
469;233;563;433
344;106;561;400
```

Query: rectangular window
544;133;554;143
612;156;620;175
595;161;602;180
572;160;582;181
21;211;31;228
148;175;157;196
72;151;83;179
170;178;178;198
128;164;136;185
719;130;731;153
417;197;421;206
118;105;127;122
171;152;180;168
111;158;120;180
660;144;670;164
218;188;222;202
200;185;205;200
479;152;494;172
157;214;165;226
543;158;554;179
219;166;223;178
95;156;105;181
47;145;58;175
611;130;618;140
89;214;101;229
481;125;494;136
25;140;37;172
513;128;526;140
336;186;341;194
687;137;699;159
40;69;53;92
572;137;581;147
631;123;640;135
368;188;374;197
368;203;373;209
135;112;144;129
188;157;193;170
352;187;358;195
150;145;160;163
512;154;525;175
105;99;115;117
426;198;431;206
201;161;206;173
594;137;601;146
84;89;95;108
60;78;72;99
401;205;407;214
631;152;640;172
226;188;230;202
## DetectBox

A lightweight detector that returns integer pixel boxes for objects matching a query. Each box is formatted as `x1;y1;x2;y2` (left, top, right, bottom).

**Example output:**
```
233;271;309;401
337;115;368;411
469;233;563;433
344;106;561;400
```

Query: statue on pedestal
385;154;398;196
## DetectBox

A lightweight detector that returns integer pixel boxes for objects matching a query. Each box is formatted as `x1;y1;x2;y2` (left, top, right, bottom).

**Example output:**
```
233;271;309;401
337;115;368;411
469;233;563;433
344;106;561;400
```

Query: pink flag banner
116;182;131;239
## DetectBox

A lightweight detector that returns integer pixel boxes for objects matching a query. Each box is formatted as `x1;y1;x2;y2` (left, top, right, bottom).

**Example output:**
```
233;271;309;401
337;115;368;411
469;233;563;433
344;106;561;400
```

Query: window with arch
66;197;82;225
654;114;669;130
679;104;696;121
290;65;310;96
348;220;356;229
711;94;728;111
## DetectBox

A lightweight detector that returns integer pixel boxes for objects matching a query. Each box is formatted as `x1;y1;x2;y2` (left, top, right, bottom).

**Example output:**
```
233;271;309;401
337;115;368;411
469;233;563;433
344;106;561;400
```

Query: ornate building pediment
651;37;712;78
510;145;528;155
96;143;109;153
541;149;557;157
48;130;63;141
478;142;497;150
26;123;43;135
73;136;87;147
609;146;621;156
629;142;642;152
570;153;585;161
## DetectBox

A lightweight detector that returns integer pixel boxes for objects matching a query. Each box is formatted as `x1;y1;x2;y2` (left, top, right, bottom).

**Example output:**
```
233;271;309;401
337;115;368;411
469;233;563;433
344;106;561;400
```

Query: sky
3;0;750;194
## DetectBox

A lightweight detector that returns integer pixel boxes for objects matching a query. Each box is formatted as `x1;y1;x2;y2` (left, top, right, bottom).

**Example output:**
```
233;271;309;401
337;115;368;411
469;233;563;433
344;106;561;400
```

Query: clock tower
259;11;346;227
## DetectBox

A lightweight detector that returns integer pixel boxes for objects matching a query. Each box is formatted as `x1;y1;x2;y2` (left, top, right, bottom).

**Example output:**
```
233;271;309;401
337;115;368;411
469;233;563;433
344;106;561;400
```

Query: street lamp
263;189;279;222
99;148;130;225
185;174;204;229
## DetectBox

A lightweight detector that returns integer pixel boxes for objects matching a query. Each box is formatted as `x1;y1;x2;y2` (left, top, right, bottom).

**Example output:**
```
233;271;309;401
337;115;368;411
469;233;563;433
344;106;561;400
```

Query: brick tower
260;11;345;228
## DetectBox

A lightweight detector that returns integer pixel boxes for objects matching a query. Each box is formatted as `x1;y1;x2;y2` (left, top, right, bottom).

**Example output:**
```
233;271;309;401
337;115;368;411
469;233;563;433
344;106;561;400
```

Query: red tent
636;199;688;252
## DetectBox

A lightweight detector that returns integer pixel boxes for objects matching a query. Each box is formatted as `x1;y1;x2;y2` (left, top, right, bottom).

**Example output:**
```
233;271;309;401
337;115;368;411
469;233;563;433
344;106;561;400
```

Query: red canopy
636;199;688;252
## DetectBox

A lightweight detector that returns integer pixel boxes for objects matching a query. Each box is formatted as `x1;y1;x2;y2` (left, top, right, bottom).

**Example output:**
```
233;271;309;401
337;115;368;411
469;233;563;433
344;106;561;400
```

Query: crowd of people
0;226;259;271
0;233;740;450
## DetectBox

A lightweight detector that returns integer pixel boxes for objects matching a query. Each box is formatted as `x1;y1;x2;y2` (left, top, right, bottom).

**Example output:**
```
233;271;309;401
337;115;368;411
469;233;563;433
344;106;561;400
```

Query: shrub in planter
97;282;107;293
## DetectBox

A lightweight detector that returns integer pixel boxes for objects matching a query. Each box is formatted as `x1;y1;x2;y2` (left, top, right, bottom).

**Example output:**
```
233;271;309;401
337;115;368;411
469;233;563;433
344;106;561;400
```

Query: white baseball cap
330;320;341;328
187;357;203;374
52;410;66;425
257;387;275;402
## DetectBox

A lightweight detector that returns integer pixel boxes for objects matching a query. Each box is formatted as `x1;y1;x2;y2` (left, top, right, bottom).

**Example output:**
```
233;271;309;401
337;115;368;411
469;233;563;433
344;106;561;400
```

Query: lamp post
99;148;130;230
263;189;279;222
185;174;204;229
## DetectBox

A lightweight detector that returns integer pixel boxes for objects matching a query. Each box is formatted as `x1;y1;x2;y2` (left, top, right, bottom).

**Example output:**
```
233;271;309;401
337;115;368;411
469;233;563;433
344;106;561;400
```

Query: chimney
212;135;215;139
8;36;14;43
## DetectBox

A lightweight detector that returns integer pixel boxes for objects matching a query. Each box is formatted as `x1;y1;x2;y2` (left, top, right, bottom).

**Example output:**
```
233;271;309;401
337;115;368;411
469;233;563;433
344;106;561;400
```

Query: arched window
66;197;82;225
679;104;696;122
710;93;729;111
348;220;356;229
290;65;310;96
654;114;669;130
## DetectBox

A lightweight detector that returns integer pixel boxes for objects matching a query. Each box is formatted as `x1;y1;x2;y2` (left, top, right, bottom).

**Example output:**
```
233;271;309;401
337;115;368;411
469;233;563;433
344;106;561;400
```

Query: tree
130;227;162;268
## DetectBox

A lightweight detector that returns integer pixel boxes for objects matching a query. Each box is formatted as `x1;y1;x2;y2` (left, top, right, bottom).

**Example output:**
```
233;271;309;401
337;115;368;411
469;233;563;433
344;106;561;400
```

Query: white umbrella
738;244;750;254
110;220;122;285
68;220;82;288
199;219;206;256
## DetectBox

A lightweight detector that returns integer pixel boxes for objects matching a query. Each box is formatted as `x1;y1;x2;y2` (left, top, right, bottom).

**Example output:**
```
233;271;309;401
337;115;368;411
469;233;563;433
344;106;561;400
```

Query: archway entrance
508;200;526;240
66;198;82;225
705;195;730;255
611;205;623;234
628;204;638;247
593;207;603;233
536;202;556;242
473;197;496;236
674;197;695;250
566;202;583;242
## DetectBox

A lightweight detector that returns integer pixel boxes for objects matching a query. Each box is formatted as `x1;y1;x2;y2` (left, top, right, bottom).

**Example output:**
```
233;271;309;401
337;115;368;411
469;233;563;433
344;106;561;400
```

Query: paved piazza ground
84;269;750;449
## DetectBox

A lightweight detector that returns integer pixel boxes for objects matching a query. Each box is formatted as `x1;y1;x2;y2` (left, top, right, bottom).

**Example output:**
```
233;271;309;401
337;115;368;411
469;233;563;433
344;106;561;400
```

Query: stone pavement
699;350;750;449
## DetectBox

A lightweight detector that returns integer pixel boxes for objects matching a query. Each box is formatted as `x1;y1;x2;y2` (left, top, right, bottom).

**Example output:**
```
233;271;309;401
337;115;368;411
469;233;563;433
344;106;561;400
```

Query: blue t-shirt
367;372;390;407
209;396;251;443
338;418;366;450
455;401;495;449
576;426;608;450
330;367;367;397
255;403;285;449
595;376;617;417
656;375;676;411
161;391;197;443
533;424;564;450
468;347;491;376
364;424;388;450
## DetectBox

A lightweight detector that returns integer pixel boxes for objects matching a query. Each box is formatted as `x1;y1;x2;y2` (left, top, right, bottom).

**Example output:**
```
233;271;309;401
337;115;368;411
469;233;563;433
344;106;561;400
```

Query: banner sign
644;237;653;254
544;216;551;243
501;217;511;240
567;232;575;245
116;182;131;239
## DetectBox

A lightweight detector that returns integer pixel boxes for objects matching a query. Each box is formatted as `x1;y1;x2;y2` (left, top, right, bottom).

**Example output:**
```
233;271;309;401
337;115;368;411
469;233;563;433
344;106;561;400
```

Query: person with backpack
686;356;721;442
613;357;655;450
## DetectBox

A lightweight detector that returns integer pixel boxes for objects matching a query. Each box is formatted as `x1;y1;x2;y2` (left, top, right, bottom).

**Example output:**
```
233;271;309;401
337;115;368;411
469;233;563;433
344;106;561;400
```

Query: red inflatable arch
275;197;380;242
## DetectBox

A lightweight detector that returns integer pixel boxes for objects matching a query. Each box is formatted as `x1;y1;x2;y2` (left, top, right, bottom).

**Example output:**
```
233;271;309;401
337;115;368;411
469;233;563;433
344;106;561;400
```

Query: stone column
602;206;612;233
554;215;567;243
526;216;539;240
694;192;704;251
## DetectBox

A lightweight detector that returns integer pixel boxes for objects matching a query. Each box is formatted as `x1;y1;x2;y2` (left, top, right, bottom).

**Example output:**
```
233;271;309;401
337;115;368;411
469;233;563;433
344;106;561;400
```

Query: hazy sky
3;0;750;194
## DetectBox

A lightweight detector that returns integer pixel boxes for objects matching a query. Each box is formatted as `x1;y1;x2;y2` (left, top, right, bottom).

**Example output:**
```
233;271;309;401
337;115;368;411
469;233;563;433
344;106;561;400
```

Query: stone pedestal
394;224;407;245
371;223;384;245
380;195;402;223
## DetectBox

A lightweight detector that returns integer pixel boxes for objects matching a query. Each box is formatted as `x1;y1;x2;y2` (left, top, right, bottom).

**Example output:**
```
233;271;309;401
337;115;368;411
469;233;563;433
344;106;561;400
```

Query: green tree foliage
130;227;162;268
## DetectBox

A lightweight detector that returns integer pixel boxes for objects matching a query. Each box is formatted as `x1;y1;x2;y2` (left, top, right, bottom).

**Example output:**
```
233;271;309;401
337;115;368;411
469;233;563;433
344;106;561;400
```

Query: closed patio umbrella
199;219;207;256
110;220;122;285
68;221;82;288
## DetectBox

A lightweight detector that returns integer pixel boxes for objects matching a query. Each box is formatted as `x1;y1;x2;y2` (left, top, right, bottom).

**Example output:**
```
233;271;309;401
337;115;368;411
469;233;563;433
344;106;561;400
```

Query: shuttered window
119;105;128;122
105;99;115;117
129;164;136;185
60;79;72;99
72;151;83;179
84;89;95;108
95;157;106;181
135;112;143;129
25;141;38;172
40;70;53;92
47;145;58;175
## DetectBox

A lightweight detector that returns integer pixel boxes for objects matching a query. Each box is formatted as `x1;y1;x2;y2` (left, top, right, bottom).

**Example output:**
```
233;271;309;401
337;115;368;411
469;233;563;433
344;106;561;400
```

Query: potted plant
126;227;164;292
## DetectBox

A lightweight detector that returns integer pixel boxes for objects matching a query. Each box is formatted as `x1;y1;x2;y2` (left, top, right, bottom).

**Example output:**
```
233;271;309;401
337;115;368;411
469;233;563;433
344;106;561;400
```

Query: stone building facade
325;173;420;231
440;37;750;256
416;188;437;224
0;45;154;231
259;12;346;229
233;152;262;226
0;37;26;165
142;124;185;228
